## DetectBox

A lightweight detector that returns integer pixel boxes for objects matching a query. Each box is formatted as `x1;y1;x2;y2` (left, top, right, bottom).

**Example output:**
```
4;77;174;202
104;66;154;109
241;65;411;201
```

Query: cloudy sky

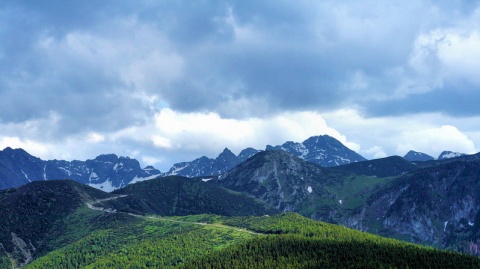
1;1;480;171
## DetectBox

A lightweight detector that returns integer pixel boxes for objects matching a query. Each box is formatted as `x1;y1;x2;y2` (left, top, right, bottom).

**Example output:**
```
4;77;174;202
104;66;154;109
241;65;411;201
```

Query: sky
1;1;480;171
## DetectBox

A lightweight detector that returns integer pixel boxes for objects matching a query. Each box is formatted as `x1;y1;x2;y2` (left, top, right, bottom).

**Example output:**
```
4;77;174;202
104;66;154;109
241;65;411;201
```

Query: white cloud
87;133;105;143
0;137;49;156
322;109;478;159
409;8;480;86
151;108;355;156
397;125;476;157
364;146;387;159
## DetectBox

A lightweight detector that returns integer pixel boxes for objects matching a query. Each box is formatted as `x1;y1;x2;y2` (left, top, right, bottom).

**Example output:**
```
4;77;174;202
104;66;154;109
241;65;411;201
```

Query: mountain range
212;149;480;255
0;148;160;191
1;135;480;267
1;135;467;192
0;135;367;191
2;177;479;268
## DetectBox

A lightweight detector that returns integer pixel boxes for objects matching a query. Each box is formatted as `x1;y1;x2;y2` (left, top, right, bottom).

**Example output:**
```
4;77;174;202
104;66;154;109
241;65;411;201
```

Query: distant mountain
0;147;161;191
403;150;435;161
164;148;261;177
165;135;366;178
438;151;466;160
266;135;366;167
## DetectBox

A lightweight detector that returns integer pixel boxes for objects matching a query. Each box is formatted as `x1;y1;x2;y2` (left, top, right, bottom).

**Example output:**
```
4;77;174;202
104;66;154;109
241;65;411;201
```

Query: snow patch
58;167;71;176
89;172;99;181
307;186;312;193
88;180;117;192
169;163;189;175
339;199;343;205
129;174;161;184
202;178;212;182
21;170;31;182
469;221;475;226
43;164;47;180
444;221;448;232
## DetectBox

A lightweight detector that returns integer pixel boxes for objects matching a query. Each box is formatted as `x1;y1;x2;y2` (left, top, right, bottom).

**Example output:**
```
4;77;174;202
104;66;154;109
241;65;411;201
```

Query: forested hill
22;213;480;269
105;175;279;216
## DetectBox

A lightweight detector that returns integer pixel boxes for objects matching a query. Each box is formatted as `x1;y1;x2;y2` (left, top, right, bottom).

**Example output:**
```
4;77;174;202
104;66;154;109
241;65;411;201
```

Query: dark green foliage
107;176;279;216
0;254;12;269
25;213;480;269
182;235;480;269
330;156;418;178
26;217;255;269
0;180;113;259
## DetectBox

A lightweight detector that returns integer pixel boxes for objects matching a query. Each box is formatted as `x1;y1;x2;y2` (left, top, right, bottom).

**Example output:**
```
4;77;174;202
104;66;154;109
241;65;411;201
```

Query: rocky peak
237;148;261;162
216;148;237;163
0;149;161;191
438;151;466;160
266;135;366;167
403;150;435;162
216;150;326;211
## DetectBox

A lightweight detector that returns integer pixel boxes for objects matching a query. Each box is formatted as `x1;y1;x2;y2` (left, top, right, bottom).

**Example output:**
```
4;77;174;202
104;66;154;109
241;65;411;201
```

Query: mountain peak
267;135;366;167
438;151;466;160
403;150;434;162
219;147;235;156
94;154;119;163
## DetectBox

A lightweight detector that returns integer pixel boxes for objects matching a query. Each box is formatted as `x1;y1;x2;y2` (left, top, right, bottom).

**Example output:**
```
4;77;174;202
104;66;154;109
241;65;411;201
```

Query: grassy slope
26;213;480;269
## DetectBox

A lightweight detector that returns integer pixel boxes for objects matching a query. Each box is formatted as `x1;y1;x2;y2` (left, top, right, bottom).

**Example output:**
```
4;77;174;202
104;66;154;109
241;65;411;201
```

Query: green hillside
105;175;279;216
0;180;125;267
24;213;480;269
329;156;418;178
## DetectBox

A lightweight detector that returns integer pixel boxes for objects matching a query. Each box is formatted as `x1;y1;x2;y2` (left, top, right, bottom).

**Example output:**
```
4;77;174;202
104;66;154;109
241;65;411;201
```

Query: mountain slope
438;150;466;160
212;150;386;222
102;176;279;216
331;156;418;178
25;213;480;269
0;147;161;191
348;160;480;254
404;150;435;161
0;180;130;267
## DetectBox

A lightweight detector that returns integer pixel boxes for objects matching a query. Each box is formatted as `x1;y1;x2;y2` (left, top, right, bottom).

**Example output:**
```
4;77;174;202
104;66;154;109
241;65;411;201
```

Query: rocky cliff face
212;149;480;254
0;148;161;191
346;160;480;253
214;150;320;211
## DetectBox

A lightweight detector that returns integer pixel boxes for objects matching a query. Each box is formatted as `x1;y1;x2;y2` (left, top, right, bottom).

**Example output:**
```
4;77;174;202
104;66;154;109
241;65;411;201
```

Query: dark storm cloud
366;81;480;118
1;0;480;134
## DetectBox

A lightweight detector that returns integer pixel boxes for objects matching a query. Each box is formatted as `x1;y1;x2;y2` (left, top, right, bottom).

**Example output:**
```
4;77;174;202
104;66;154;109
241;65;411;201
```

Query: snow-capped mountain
437;151;466;160
403;150;435;161
164;148;261;177
266;135;366;167
0;147;161;191
165;135;366;177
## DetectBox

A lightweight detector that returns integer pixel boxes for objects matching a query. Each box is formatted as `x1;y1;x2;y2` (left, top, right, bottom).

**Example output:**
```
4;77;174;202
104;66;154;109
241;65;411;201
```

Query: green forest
15;213;480;269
